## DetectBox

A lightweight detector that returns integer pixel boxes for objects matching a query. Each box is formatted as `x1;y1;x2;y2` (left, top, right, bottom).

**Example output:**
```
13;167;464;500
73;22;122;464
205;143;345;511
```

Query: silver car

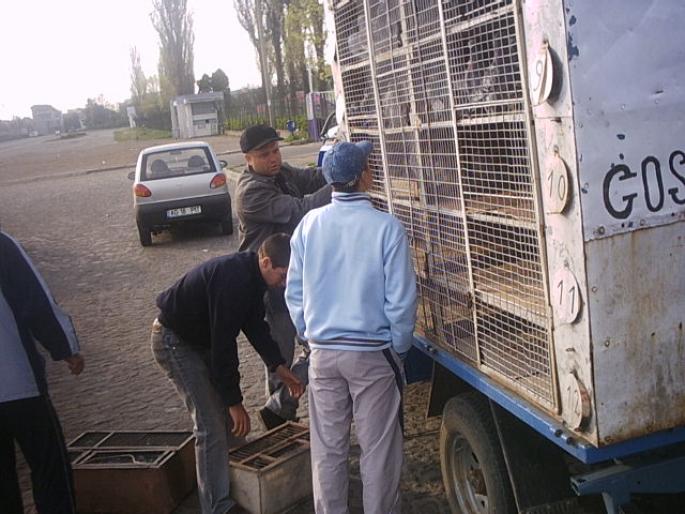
132;141;233;246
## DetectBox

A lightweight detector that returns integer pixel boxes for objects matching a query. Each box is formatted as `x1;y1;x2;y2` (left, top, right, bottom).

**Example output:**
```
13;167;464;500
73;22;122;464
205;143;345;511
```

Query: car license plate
167;205;201;218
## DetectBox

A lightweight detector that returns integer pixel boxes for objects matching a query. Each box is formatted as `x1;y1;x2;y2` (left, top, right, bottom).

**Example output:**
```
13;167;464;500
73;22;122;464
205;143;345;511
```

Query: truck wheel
440;392;516;514
137;224;152;246
220;214;233;235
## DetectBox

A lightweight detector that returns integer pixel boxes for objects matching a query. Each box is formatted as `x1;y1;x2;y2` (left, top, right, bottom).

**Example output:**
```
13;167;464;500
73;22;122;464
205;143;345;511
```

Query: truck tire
137;224;152;246
220;214;233;235
440;392;516;514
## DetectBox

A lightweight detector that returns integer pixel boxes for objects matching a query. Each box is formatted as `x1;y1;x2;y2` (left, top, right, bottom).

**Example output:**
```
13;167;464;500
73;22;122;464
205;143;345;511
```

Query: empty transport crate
228;422;311;514
68;431;195;514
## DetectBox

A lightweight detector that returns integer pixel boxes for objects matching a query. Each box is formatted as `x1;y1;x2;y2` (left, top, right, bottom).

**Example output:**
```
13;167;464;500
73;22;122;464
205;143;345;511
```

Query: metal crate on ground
228;422;311;514
67;431;195;514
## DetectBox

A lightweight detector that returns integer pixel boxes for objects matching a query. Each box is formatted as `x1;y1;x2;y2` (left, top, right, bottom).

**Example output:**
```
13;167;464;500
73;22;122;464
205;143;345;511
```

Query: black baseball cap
240;125;284;153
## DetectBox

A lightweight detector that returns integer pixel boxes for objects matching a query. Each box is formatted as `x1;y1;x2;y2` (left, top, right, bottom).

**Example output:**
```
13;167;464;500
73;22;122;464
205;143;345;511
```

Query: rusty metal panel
563;0;685;444
566;0;685;240
586;225;685;444
229;422;311;514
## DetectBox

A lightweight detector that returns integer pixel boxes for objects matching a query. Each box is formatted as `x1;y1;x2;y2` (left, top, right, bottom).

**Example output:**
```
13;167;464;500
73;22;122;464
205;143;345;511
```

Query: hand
64;354;85;375
228;403;251;438
275;364;305;399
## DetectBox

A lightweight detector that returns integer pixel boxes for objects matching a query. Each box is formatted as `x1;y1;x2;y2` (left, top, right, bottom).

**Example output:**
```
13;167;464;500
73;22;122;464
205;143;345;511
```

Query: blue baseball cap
322;141;373;185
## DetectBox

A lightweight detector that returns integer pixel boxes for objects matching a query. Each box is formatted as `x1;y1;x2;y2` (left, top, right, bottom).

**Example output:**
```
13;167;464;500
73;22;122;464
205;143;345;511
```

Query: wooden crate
68;431;195;514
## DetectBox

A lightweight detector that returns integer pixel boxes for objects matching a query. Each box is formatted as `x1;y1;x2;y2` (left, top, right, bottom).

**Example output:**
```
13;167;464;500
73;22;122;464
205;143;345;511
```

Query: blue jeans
151;320;242;514
263;288;309;420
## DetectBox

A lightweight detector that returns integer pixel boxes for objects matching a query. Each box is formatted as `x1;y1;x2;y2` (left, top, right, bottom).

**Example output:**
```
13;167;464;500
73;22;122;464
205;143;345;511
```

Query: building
31;105;63;136
170;92;225;139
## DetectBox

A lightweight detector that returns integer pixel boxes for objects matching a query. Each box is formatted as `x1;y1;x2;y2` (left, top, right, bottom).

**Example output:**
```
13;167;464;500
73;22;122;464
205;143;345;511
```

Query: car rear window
142;147;215;180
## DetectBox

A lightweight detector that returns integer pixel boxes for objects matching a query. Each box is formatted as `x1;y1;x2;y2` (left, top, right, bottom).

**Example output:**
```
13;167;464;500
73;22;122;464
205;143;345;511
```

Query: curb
1;140;314;187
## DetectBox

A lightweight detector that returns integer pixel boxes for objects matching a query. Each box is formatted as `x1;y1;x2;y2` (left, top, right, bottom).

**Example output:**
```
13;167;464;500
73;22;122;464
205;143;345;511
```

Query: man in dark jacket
0;230;85;514
235;125;331;429
151;233;304;514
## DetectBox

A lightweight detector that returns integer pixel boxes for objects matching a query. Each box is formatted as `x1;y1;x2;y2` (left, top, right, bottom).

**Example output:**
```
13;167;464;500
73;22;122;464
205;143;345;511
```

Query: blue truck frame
411;335;685;513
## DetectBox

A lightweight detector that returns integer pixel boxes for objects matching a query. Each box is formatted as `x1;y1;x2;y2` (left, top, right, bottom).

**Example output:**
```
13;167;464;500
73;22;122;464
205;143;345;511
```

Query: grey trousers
263;288;309;420
151;321;244;514
308;348;404;514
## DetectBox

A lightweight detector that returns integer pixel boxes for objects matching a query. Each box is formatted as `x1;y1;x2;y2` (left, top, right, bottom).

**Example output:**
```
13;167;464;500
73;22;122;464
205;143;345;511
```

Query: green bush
225;114;309;139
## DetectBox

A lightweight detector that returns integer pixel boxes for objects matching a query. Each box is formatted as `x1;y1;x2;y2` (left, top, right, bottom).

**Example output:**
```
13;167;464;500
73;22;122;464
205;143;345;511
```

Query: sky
0;0;265;119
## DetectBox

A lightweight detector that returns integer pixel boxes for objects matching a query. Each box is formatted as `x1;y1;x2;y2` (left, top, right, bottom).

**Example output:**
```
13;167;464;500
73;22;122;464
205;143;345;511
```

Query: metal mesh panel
229;423;309;471
442;0;512;24
411;40;452;125
336;0;370;67
425;209;477;361
476;302;551;400
446;8;522;117
349;131;387;202
334;0;554;408
100;432;192;448
341;66;378;127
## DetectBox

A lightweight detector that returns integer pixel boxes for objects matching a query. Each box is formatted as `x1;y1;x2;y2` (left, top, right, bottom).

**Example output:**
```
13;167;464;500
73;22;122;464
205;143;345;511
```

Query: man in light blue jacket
285;141;417;514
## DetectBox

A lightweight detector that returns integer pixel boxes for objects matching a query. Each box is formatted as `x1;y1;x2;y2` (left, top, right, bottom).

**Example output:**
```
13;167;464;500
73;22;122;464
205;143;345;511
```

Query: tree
151;0;195;101
284;0;309;107
129;46;148;105
211;69;231;114
266;0;286;113
210;69;229;92
83;98;126;129
234;0;272;109
303;0;328;90
197;73;212;93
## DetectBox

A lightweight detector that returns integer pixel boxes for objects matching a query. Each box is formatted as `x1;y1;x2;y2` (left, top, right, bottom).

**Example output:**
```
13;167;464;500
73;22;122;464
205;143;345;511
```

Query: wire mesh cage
333;0;555;409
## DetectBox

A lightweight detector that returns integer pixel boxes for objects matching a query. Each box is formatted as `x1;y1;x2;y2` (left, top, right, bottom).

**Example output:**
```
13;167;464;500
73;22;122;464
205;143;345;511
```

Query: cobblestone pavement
0;131;449;513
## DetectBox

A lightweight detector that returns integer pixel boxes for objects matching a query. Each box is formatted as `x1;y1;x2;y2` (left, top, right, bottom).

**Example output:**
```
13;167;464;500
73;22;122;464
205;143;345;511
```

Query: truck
325;0;685;512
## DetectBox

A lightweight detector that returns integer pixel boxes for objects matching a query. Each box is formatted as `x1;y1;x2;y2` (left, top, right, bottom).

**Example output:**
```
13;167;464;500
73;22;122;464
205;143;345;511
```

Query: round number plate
531;41;554;106
552;268;582;324
545;153;571;214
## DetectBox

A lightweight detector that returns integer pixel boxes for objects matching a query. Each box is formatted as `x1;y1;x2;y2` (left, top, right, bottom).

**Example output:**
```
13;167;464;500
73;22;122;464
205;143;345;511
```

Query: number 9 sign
531;41;554;106
552;268;582;324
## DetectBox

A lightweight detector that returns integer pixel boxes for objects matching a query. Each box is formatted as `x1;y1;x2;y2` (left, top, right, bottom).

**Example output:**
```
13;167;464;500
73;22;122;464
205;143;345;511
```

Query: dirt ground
0;129;450;513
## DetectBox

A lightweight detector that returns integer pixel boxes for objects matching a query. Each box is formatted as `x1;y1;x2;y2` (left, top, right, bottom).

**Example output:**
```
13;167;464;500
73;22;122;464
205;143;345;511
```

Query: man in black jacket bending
151;233;304;514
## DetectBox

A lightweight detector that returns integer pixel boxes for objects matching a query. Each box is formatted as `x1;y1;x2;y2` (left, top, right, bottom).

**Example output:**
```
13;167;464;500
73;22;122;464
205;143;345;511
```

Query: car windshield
142;147;215;180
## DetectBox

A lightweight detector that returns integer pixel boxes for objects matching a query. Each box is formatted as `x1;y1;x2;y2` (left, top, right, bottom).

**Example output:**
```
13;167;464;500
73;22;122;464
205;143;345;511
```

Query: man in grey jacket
235;124;331;428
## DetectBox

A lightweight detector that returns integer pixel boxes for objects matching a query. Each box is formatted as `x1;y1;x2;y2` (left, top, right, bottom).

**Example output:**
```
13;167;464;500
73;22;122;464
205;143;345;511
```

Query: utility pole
255;0;274;126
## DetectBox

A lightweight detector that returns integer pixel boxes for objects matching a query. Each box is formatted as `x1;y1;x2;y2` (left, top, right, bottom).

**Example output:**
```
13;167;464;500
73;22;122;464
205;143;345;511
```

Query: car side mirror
127;170;136;180
220;160;228;169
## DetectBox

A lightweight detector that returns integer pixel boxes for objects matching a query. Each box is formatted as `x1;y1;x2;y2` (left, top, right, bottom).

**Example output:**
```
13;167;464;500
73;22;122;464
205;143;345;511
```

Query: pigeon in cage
444;0;490;20
392;20;404;48
455;35;513;117
346;16;368;58
380;87;405;128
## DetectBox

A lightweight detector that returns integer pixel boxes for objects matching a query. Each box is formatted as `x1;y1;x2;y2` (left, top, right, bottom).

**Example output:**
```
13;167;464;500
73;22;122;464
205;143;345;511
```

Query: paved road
0;132;449;513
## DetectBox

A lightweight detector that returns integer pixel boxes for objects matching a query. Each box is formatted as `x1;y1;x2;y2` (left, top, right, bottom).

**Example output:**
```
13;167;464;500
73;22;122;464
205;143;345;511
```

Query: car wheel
137;224;152;246
440;392;516;514
220;214;234;235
